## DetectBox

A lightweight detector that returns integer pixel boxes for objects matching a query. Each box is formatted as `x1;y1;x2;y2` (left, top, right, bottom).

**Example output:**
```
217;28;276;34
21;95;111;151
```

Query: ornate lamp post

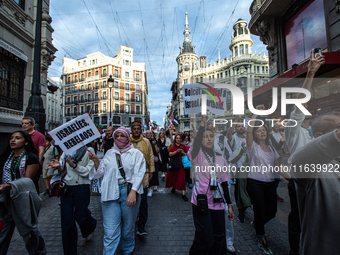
107;75;114;126
25;0;45;133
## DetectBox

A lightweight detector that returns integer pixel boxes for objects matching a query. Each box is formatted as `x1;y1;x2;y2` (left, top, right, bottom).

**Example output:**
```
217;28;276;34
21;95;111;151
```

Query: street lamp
107;75;114;126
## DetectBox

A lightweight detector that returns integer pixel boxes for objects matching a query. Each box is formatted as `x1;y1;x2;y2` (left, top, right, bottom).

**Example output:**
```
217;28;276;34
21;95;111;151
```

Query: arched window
245;45;249;54
240;45;244;55
235;46;238;57
185;63;190;71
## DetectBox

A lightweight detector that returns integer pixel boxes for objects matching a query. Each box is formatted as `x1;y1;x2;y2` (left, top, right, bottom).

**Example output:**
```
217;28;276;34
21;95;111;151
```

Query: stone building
46;75;62;130
167;14;269;132
61;46;149;129
0;0;57;153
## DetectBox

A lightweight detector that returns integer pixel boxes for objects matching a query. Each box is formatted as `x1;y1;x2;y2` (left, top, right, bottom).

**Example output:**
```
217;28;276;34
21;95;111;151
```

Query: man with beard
226;116;250;224
103;126;114;155
130;122;155;235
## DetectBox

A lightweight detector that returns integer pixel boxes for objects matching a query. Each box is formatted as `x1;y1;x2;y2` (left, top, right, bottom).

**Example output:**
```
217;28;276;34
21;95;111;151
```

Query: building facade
0;0;57;152
46;75;62;130
61;46;149;129
167;15;269;131
248;0;340;116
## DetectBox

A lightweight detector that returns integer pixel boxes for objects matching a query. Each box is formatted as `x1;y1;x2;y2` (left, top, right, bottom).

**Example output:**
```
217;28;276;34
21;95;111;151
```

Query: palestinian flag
147;119;151;126
172;117;178;126
95;123;103;134
152;123;157;130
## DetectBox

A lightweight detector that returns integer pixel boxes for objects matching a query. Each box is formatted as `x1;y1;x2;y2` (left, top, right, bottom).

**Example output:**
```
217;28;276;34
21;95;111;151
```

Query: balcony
65;101;72;105
101;73;107;78
100;110;107;113
119;85;125;90
85;98;92;102
80;78;85;82
94;86;99;91
65;90;72;95
72;112;78;116
102;84;107;88
131;111;135;114
93;110;99;114
114;74;120;78
136;111;141;115
86;87;92;91
65;113;71;117
125;98;130;102
79;100;85;104
93;97;100;102
102;96;107;100
114;97;119;100
114;110;119;114
79;89;85;92
74;79;78;83
120;97;124;101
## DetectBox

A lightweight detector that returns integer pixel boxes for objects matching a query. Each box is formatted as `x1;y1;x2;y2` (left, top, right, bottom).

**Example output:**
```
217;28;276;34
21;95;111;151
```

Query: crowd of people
0;50;339;255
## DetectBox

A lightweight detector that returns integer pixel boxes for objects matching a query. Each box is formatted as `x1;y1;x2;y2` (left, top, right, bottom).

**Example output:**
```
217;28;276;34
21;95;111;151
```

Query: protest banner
49;114;101;154
183;83;227;116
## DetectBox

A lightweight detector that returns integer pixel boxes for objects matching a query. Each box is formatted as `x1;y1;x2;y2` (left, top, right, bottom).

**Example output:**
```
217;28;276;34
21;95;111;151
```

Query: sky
48;0;267;127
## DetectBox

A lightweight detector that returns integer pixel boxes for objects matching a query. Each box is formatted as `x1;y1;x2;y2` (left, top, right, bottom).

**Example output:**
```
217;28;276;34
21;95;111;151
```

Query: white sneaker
153;186;158;191
227;245;236;254
147;189;153;197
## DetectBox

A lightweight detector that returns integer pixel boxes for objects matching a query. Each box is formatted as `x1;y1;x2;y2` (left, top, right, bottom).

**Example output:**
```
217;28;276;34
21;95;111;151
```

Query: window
95;70;98;76
136;105;141;114
136;85;140;91
103;69;107;77
14;0;25;10
136;94;140;102
115;104;119;113
103;103;107;112
235;46;238;57
102;116;107;124
81;85;84;91
67;77;71;84
184;79;188;84
184;122;190;128
103;91;107;99
125;83;129;90
200;77;203;82
114;81;118;88
209;76;211;81
67;108;70;116
102;81;106;88
87;105;91;113
80;106;84;114
95;82;99;89
95;93;99;100
80;95;84;102
73;107;77;115
87;94;91;101
185;63;190;71
266;67;269;73
125;72;129;78
263;79;268;84
114;92;119;100
196;78;199;83
88;72;91;77
212;75;214;80
94;117;99;124
81;74;84;81
257;66;260;73
125;60;129;66
92;60;95;65
135;73;140;81
83;60;86;65
94;104;99;113
240;45;244;55
67;97;70;103
87;84;91;90
113;116;120;124
74;75;78;82
125;105;130;114
217;74;219;79
114;69;118;78
262;66;265;73
125;93;130;101
220;72;223;78
255;79;259;86
73;96;77;103
245;44;249;54
227;91;231;111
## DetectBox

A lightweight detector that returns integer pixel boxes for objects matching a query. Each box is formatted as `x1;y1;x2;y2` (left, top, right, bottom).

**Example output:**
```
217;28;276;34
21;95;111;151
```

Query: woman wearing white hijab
88;127;146;255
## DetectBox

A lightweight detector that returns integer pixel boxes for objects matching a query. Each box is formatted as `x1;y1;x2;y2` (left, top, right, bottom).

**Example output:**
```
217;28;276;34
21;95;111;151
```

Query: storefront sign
0;38;28;62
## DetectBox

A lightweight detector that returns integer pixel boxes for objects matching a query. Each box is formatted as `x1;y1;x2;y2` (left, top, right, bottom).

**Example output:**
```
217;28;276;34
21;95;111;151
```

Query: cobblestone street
7;174;291;255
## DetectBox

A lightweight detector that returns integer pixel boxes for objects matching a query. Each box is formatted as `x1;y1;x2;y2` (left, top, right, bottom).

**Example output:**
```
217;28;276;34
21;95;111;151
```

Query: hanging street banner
183;83;228;116
49;114;101;154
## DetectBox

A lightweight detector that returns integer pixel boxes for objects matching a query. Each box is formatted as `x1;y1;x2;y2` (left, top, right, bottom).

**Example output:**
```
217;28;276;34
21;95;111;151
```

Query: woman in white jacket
88;127;146;255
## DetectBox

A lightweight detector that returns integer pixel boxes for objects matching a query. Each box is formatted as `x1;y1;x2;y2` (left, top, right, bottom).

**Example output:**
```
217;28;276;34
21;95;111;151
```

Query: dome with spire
179;12;195;54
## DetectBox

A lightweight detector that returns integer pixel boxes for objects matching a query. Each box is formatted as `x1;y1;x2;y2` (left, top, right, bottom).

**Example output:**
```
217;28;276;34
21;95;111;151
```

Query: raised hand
308;49;325;74
256;104;265;110
87;149;98;162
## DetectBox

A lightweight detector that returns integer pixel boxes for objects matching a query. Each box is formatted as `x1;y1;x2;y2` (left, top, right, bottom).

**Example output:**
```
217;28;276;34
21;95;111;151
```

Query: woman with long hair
0;130;46;254
189;115;234;254
246;105;290;255
166;134;189;201
146;131;160;197
88;127;146;254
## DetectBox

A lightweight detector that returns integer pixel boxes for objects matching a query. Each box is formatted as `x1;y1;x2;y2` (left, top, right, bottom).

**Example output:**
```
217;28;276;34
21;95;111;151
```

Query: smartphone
314;48;322;58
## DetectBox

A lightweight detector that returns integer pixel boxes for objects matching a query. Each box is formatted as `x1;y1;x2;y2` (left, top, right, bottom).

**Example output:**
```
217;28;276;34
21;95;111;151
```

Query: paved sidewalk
7;172;290;254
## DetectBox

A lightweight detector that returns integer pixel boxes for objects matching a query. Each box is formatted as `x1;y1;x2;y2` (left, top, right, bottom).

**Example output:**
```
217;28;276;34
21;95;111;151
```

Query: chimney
200;56;206;68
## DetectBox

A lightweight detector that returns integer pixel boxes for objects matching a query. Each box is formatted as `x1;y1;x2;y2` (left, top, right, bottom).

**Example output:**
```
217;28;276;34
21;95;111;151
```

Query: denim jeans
137;188;148;231
224;180;234;246
101;184;141;255
0;216;46;255
247;179;277;238
60;185;97;255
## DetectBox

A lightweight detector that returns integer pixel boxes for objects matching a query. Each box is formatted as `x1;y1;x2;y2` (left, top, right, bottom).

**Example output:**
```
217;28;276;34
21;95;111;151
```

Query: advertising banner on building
49;114;101;154
183;83;228;116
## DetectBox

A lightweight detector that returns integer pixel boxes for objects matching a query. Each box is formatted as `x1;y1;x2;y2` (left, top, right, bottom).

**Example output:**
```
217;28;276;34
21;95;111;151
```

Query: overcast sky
48;0;267;126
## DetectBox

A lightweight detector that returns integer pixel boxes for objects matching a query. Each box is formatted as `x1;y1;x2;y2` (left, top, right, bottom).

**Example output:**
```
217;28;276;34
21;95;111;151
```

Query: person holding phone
88;127;146;254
